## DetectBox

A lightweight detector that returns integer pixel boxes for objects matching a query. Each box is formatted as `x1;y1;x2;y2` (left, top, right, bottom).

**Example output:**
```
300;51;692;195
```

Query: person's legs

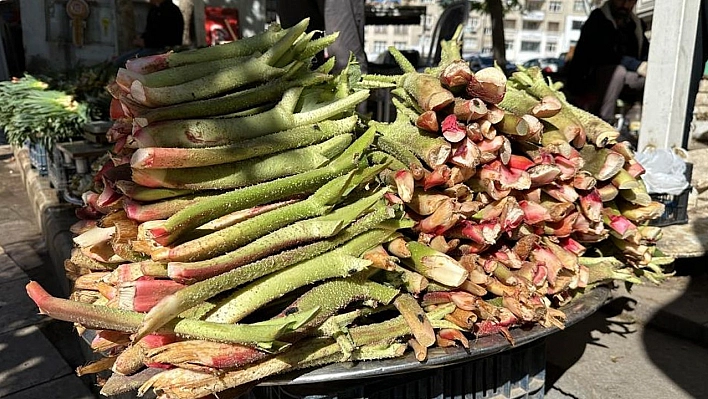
323;0;367;74
597;65;628;122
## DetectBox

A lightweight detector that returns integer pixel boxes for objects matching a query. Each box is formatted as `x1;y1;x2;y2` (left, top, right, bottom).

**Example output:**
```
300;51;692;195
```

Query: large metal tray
261;285;610;386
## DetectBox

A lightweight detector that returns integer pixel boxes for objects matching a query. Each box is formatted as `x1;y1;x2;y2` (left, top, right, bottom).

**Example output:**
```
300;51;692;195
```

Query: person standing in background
276;0;368;74
114;0;184;67
133;0;184;51
566;0;649;123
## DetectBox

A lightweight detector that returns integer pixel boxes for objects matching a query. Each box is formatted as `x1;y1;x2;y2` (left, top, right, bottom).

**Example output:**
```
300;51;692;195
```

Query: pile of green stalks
0;74;88;148
25;21;673;399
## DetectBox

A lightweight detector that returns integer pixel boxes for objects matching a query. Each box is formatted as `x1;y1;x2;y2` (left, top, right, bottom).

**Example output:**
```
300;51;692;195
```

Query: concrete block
0;326;73;397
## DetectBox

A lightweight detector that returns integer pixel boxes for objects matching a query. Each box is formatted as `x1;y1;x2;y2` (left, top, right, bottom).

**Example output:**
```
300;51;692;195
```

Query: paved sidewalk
0;144;96;399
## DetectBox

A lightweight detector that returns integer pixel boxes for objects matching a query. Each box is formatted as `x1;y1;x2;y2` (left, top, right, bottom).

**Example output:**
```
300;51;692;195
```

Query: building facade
364;0;601;65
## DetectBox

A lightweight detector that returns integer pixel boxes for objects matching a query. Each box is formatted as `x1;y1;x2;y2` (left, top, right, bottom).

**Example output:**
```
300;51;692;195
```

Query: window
469;17;479;31
574;0;585;12
521;41;540;51
393;25;408;35
547;21;560;32
393;41;407;49
464;37;479;51
373;41;387;54
425;15;434;30
504;19;516;29
546;42;557;52
505;40;514;50
374;25;387;34
527;1;543;11
522;21;541;30
482;46;493;54
571;20;584;30
483;26;492;35
549;1;562;12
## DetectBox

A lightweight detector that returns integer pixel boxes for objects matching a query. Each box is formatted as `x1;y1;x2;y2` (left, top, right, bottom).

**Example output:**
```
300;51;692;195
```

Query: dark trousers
596;65;645;122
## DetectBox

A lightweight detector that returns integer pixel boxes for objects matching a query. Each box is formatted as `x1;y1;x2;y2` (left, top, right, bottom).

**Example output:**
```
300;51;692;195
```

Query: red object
204;7;240;46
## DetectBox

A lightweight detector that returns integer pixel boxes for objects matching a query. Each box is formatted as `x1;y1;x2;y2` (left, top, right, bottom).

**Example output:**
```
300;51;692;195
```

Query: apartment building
364;0;595;65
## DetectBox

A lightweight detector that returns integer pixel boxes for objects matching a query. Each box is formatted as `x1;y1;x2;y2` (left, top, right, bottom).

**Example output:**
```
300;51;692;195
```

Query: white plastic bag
634;148;690;195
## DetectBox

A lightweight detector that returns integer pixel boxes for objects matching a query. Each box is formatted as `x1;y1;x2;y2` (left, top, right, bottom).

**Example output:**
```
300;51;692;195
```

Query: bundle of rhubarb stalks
25;20;673;399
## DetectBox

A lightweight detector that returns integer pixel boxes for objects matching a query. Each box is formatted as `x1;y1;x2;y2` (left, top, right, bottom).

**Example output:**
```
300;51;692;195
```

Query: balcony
522;10;546;21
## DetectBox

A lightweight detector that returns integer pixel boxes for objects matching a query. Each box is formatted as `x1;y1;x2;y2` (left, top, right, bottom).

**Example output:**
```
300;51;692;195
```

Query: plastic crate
241;339;546;399
649;162;692;227
28;141;48;176
47;145;74;192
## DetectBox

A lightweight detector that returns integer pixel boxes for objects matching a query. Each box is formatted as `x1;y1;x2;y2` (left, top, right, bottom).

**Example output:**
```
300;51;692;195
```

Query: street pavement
1;141;707;399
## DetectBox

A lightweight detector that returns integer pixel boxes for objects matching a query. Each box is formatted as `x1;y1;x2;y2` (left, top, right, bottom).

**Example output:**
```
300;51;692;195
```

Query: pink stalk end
125;52;171;74
441;114;467;143
416;110;439;132
394;169;415;203
121;280;185;312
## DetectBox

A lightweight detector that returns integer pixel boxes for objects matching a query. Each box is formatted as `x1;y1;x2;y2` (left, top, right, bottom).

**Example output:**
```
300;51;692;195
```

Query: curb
13;144;78;297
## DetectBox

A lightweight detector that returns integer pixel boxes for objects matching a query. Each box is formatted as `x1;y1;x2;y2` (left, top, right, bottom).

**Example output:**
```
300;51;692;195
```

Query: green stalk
25;281;316;346
131;116;356;169
132;134;352;190
130;20;309;107
132;87;369;148
135;205;401;341
167;192;388;282
374;135;424;169
153;168;384;261
133;64;331;126
126;23;289;74
205;228;400;323
277;276;400;333
148;127;376;244
499;85;583;143
119;53;252;89
131;59;293;107
372;116;451;168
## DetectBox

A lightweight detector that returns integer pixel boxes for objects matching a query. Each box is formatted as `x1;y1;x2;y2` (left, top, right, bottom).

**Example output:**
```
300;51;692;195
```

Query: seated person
566;0;649;123
114;0;184;67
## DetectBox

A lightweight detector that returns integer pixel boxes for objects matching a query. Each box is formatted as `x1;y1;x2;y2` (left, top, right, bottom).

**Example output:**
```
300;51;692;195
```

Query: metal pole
637;0;701;151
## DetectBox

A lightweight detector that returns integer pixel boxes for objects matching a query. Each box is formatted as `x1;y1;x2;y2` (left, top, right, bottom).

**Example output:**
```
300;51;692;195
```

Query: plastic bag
634;148;690;195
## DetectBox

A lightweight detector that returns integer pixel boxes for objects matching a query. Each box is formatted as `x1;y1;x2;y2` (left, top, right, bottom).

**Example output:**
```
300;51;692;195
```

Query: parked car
466;55;518;75
522;57;565;74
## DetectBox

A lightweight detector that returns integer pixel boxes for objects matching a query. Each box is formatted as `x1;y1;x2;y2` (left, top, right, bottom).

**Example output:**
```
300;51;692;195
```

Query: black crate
649;162;692;227
28;141;48;176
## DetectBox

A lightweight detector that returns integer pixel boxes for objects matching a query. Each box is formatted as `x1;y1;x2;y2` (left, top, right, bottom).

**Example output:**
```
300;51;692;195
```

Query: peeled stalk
132;134;352;190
